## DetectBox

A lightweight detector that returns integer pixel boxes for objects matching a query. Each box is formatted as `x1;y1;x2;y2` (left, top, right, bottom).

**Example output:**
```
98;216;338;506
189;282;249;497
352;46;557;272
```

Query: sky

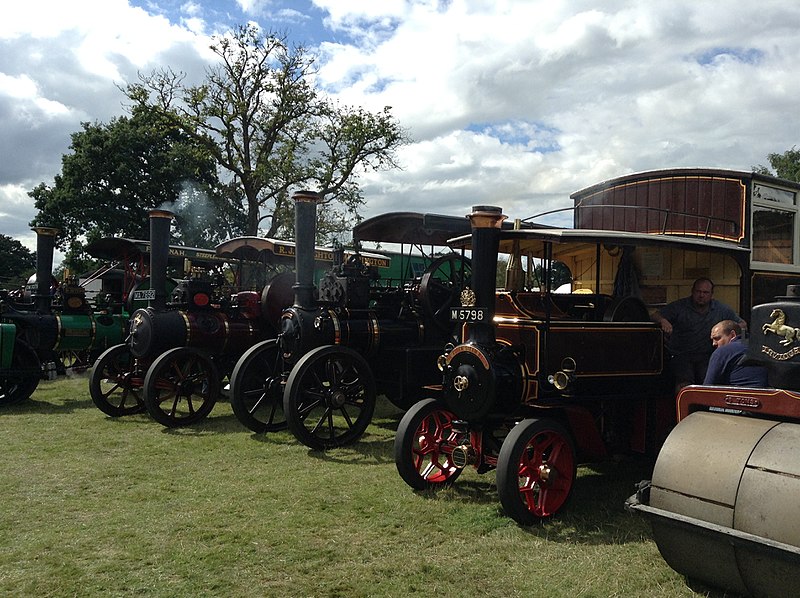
3;0;800;257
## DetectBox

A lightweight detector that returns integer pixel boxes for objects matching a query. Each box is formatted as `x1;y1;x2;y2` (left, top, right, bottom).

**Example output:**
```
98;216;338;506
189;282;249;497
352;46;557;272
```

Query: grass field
0;375;727;597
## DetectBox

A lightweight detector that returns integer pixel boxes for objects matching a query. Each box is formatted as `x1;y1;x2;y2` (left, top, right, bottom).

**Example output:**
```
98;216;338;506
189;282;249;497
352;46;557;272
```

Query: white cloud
0;0;223;243
309;0;800;223
2;0;800;247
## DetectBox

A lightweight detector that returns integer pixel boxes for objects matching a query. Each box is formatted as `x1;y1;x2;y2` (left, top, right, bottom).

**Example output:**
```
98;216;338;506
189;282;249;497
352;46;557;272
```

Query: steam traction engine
229;191;472;449
1;227;125;406
394;205;753;525
626;286;800;597
90;208;294;427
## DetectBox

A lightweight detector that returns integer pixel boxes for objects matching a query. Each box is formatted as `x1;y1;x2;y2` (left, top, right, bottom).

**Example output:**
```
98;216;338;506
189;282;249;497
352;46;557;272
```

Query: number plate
450;307;488;323
132;289;156;301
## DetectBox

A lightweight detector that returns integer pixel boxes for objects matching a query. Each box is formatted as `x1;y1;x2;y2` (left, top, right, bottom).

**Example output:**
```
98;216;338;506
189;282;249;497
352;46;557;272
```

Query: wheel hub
330;389;347;408
177;379;196;395
453;375;470;392
266;376;282;396
538;463;553;483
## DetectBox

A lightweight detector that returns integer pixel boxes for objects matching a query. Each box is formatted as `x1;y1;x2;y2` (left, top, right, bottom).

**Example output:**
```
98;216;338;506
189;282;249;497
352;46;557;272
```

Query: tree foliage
0;235;36;288
29;104;242;270
753;146;800;182
125;25;408;241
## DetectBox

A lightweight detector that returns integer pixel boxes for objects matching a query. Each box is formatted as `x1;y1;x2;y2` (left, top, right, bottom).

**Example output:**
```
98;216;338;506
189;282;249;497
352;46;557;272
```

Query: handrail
523;202;741;240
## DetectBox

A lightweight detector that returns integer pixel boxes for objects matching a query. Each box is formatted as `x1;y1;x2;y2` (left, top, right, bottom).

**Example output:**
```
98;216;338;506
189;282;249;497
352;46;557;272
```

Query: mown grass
0;376;728;597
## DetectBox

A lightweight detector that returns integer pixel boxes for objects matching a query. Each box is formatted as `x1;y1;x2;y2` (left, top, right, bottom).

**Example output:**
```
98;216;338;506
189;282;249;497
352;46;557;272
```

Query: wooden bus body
571;167;800;316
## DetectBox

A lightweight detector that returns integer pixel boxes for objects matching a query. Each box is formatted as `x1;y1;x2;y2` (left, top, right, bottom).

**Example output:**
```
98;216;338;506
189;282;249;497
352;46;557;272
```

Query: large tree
30;104;242;269
125;25;407;241
0;235;36;288
753;147;800;182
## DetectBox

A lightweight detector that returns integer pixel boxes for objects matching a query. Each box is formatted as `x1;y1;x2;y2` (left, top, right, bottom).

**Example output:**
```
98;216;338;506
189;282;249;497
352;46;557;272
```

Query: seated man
652;277;746;391
703;320;769;387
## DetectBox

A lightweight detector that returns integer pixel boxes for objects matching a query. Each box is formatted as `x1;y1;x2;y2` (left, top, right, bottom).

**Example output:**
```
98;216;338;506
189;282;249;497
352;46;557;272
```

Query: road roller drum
647;411;800;597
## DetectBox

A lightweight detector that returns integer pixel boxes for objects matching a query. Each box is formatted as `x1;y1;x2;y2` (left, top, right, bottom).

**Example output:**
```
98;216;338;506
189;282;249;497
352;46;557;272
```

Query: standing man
704;320;769;387
652;277;746;391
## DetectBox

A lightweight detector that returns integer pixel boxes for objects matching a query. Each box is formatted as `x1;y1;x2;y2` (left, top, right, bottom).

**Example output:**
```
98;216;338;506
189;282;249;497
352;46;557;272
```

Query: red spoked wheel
496;418;576;524
394;398;465;490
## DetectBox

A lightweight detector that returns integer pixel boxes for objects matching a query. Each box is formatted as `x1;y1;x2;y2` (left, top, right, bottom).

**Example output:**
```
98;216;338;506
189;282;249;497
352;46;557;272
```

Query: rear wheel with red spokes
496;418;576;524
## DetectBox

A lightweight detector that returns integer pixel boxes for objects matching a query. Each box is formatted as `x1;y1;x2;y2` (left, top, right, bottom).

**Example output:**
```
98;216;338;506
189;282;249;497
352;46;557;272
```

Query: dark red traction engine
394;205;674;525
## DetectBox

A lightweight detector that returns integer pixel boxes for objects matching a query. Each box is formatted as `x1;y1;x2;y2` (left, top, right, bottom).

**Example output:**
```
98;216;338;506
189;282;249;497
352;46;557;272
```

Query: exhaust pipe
466;206;506;345
292;190;324;310
148;209;174;311
33;226;59;313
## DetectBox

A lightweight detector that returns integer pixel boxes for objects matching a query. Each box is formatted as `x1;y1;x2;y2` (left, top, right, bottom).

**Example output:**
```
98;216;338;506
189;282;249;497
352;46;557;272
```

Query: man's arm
719;301;747;332
652;308;674;335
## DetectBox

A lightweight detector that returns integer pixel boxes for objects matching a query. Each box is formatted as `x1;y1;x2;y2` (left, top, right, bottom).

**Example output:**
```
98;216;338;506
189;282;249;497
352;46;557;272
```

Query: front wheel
283;345;376;450
496;418;576;524
0;341;41;406
89;344;146;417
394;398;464;490
143;347;220;428
229;340;287;433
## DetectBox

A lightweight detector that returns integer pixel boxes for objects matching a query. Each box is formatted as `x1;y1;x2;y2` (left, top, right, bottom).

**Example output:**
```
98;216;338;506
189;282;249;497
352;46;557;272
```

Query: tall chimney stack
466;206;506;345
292;191;323;309
148;209;174;311
32;226;59;313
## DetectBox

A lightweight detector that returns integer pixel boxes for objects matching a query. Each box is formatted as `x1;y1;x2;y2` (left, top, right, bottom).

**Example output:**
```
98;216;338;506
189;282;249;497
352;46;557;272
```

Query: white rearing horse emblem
762;308;800;346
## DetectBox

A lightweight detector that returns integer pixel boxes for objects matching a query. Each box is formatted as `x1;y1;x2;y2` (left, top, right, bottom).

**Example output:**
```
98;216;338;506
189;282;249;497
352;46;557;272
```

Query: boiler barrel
336;311;424;358
128;308;186;358
649;411;800;597
54;314;95;352
92;314;126;353
52;313;125;353
129;308;259;359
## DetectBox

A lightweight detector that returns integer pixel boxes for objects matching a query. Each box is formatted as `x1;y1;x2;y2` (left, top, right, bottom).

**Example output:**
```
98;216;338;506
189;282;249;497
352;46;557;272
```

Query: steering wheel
419;253;472;333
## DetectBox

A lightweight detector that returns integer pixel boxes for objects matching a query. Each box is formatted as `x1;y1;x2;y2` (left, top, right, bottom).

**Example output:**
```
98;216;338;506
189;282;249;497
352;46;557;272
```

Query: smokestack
467;206;506;344
32;226;59;313
292;190;323;309
148;209;174;311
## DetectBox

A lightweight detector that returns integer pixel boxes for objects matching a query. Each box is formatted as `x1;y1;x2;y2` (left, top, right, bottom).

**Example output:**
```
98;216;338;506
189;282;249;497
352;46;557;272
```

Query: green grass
0;376;723;597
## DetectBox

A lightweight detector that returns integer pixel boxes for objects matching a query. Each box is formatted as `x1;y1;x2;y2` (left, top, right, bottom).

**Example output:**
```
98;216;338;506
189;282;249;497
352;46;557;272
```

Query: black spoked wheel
283;345;376;450
394;398;464;490
143;347;220;428
419;253;471;334
0;341;41;407
496;418;576;525
89;344;147;417
230;340;287;433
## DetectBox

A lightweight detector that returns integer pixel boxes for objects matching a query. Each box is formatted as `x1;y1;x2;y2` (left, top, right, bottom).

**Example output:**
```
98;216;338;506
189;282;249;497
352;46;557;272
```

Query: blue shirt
703;337;769;387
658;297;740;356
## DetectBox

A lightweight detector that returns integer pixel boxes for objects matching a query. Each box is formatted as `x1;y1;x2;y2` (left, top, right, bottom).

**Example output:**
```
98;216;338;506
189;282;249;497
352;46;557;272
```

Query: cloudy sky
3;0;800;255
